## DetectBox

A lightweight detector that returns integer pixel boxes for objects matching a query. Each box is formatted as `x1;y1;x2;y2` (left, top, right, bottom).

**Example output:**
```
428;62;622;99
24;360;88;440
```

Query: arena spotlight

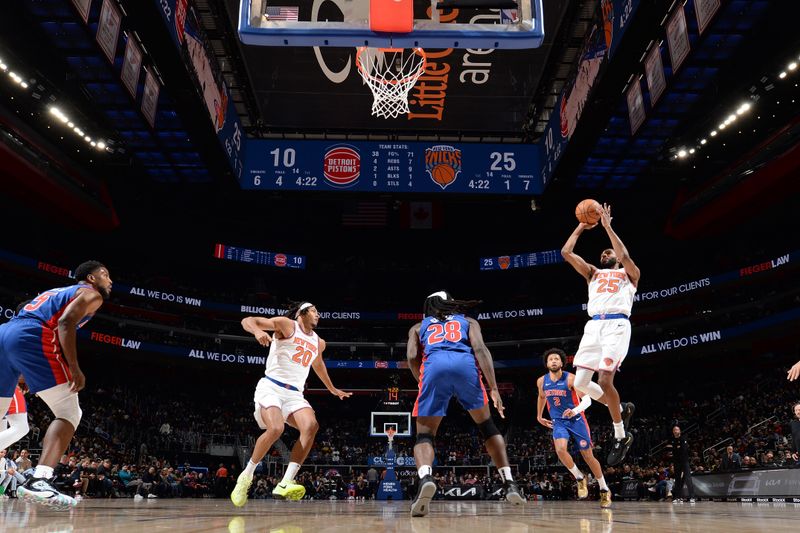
97;141;106;150
710;130;717;137
689;148;695;154
736;103;752;115
718;123;726;130
779;72;787;79
677;149;687;158
700;138;707;144
789;62;797;71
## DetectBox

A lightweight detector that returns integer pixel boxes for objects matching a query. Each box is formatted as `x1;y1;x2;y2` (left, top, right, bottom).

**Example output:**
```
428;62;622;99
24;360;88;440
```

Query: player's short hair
74;260;106;281
423;291;481;321
793;402;800;412
542;347;566;367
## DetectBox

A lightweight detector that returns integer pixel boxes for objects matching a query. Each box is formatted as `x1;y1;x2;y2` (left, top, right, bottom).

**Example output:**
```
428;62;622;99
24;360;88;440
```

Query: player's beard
600;257;617;268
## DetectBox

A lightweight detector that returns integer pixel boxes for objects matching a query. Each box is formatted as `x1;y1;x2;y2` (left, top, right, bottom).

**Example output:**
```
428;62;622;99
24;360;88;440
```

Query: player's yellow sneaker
600;489;612;508
577;477;588;500
230;472;253;507
272;481;306;501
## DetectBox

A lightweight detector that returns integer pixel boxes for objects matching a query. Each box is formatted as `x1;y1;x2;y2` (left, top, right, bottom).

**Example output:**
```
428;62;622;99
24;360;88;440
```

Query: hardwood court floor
1;498;799;532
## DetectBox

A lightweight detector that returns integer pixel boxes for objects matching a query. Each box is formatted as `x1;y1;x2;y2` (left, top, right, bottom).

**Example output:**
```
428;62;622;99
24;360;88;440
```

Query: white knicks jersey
586;268;637;317
264;320;320;391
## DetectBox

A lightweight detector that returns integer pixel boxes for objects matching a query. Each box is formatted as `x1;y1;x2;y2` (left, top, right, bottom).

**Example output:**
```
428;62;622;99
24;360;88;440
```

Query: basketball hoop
356;47;426;119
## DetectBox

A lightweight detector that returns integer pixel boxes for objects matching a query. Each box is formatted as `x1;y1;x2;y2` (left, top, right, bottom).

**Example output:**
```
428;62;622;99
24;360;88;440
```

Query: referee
666;425;695;503
791;403;800;465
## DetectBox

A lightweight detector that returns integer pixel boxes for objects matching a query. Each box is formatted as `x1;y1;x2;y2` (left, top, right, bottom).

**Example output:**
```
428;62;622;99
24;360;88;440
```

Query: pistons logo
274;254;287;267
425;145;461;190
375;361;389;369
323;145;360;188
498;256;511;270
580;440;588;448
560;96;569;138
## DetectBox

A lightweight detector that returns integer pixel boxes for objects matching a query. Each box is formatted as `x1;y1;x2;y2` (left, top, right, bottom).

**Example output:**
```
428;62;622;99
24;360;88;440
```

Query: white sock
598;477;609;491
33;465;54;479
418;465;433;478
613;421;626;439
568;465;584;480
243;460;257;477
281;462;300;484
499;466;513;481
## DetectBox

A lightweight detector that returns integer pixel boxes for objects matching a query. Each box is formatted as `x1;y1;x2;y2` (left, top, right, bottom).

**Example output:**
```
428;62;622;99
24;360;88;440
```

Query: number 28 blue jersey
419;314;472;356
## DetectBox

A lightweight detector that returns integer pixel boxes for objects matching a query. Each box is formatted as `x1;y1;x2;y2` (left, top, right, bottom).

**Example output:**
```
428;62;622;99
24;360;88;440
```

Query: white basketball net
356;47;427;119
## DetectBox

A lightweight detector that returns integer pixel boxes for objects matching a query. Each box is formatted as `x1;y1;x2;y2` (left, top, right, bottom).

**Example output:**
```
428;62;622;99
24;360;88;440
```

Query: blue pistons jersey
542;371;593;450
13;283;97;329
413;314;487;417
419;314;472;356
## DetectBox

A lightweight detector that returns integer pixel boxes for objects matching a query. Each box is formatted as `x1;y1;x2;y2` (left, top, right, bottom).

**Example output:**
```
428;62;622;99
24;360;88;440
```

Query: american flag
341;201;388;228
264;6;299;21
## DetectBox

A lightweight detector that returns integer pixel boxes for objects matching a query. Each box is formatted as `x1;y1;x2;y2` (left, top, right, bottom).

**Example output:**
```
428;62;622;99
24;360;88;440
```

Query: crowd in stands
0;358;797;502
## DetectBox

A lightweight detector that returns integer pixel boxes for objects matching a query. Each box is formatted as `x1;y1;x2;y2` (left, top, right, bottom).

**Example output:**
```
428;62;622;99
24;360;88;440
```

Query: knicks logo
603;357;615;368
323;145;360;188
425;145;461;190
498;256;511;270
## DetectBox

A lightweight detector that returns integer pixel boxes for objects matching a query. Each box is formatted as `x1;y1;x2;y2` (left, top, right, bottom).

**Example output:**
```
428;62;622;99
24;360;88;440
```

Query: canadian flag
401;201;442;229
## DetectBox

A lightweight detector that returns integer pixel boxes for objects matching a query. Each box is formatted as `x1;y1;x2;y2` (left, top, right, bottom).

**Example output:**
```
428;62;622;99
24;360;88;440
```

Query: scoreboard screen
480;249;564;271
242;140;543;195
214;243;306;269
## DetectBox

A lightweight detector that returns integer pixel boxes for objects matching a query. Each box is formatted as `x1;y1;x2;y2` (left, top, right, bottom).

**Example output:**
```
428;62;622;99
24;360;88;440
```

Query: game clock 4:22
242;139;544;195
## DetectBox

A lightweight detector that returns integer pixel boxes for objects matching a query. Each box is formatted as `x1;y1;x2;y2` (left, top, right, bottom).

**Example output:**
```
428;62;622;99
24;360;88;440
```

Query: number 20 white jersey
586;268;636;317
264;320;320;391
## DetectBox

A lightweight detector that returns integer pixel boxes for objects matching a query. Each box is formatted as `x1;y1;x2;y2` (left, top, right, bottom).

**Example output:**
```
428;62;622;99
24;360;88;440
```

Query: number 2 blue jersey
419;314;472;356
543;371;579;419
13;283;97;329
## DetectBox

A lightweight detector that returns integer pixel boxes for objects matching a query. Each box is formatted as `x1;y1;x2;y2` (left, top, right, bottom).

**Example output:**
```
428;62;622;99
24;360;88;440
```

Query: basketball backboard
370;411;412;437
239;0;545;49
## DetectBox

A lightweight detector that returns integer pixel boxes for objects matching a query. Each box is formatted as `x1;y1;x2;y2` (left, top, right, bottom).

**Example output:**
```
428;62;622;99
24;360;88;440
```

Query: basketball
575;199;602;224
431;164;456;187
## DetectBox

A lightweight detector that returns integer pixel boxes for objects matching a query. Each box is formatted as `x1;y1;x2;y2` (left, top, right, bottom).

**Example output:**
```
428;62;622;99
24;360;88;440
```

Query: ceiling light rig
48;106;108;152
670;50;800;162
2;54;112;153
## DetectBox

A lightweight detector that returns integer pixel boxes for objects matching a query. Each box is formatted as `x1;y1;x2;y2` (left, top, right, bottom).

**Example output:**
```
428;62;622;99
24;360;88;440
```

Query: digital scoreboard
242;140;543;195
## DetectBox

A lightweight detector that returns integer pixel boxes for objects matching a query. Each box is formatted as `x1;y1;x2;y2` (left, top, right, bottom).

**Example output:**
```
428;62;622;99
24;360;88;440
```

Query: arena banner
0;248;796;321
480;249;563;271
691;469;800;498
214;243;306;270
5;307;795;367
539;0;640;186
154;0;245;178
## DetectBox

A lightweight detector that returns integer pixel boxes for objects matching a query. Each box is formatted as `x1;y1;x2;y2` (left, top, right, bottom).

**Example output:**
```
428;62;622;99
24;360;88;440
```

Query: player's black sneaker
410;475;437;517
17;477;77;509
622;402;636;429
606;432;634;466
503;480;525;505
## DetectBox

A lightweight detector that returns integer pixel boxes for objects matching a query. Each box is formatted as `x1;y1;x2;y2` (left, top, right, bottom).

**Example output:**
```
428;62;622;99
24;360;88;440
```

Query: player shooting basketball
561;203;638;466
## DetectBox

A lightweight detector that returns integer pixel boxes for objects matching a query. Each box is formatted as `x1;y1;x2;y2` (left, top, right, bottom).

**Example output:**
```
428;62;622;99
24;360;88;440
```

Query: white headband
427;291;449;300
296;302;313;318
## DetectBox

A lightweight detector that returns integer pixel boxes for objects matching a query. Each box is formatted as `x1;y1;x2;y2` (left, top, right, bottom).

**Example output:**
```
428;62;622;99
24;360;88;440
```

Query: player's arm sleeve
570;394;592;415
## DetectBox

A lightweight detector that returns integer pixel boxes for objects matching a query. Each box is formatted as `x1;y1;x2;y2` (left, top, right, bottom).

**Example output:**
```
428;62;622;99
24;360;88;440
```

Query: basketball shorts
0;319;73;397
253;377;312;426
552;416;593;450
5;386;26;416
413;351;488;417
573;318;631;373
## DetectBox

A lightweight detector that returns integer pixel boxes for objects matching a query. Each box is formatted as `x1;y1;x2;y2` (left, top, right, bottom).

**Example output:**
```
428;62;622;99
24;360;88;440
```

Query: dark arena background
1;0;799;531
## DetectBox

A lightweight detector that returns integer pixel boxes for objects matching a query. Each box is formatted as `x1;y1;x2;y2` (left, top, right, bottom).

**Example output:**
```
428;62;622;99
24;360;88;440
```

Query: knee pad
37;384;82;429
477;419;501;440
416;433;434;447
